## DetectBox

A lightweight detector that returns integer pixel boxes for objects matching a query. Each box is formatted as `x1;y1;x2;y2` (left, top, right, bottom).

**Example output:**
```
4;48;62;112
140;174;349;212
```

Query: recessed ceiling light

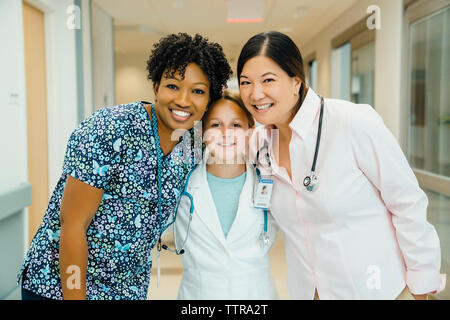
227;18;263;23
227;0;263;23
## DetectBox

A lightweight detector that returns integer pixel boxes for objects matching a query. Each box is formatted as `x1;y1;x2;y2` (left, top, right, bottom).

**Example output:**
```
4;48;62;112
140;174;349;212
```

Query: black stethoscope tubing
311;96;324;173
255;95;325;191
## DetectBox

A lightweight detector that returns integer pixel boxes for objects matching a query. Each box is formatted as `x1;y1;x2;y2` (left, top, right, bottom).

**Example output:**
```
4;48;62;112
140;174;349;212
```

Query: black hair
147;33;232;103
237;31;306;113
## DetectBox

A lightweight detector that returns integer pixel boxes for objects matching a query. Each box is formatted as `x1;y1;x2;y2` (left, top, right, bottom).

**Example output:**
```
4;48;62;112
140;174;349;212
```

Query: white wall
0;0;87;286
82;0;94;117
0;0;29;291
92;1;115;109
373;0;403;142
43;0;81;191
115;51;154;105
300;0;404;141
0;0;91;193
0;1;28;193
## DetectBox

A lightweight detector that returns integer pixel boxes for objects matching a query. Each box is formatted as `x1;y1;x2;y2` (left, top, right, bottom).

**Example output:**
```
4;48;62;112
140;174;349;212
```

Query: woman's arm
349;104;445;298
59;175;104;300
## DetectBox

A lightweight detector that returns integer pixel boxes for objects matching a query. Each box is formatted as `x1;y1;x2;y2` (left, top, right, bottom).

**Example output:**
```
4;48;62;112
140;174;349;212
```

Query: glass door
351;41;375;106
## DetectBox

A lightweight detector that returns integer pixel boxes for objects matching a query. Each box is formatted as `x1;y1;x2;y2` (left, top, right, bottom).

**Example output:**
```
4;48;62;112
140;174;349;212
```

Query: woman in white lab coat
174;90;278;300
237;31;446;300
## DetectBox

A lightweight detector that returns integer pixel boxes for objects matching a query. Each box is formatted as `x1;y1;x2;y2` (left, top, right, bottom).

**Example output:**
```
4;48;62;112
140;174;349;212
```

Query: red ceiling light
226;0;263;23
227;18;263;23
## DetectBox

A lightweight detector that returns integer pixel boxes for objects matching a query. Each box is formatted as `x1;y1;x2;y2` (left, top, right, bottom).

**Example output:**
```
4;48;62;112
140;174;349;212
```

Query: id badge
253;176;274;210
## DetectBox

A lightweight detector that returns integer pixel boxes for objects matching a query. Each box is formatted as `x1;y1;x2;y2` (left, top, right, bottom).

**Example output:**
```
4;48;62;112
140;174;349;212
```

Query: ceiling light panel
226;0;263;23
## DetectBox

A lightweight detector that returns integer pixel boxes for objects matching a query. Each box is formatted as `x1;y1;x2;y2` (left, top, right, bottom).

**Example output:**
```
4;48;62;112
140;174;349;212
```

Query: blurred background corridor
0;0;449;300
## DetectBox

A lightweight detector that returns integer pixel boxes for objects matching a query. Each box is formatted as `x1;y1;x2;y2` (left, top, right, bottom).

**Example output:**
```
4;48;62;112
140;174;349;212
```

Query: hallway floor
148;188;449;300
425;189;450;300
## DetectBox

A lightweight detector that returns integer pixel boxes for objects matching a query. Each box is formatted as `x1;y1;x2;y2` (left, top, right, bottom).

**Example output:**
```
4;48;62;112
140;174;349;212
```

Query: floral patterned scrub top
17;101;200;300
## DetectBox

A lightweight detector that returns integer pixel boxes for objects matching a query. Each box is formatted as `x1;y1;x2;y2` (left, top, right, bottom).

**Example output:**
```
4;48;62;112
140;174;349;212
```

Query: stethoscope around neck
303;96;324;192
255;95;325;192
160;166;197;255
149;103;195;256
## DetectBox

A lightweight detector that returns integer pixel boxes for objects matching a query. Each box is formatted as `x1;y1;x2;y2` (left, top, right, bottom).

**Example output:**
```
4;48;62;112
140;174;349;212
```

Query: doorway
22;1;49;243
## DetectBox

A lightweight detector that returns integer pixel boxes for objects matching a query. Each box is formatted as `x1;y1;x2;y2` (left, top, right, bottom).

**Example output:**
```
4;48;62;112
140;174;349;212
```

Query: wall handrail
0;183;32;221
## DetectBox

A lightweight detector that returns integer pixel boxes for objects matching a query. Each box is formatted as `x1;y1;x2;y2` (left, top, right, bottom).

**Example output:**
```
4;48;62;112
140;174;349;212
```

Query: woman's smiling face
239;55;301;127
154;62;210;133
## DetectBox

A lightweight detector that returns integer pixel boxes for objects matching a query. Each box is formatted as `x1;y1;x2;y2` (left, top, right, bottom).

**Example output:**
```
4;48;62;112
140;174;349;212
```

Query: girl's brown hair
203;89;255;128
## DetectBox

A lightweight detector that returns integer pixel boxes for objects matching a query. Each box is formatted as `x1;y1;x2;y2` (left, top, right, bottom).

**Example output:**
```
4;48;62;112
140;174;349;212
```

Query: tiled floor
148;188;449;300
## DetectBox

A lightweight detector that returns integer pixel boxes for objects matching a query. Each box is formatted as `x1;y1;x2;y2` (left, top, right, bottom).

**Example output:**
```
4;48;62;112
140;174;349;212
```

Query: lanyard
149;105;164;244
255;167;270;247
149;105;164;287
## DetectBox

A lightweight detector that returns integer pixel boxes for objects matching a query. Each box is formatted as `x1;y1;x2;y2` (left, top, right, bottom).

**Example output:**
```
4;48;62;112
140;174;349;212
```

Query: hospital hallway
1;0;449;300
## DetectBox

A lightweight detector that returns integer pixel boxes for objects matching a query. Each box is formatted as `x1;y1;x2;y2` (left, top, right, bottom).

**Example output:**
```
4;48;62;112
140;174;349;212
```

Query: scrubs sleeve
348;104;446;295
62;108;126;191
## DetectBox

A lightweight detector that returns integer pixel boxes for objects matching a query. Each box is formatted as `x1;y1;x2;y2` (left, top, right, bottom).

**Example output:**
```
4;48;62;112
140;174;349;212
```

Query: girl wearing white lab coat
175;91;279;300
237;31;446;300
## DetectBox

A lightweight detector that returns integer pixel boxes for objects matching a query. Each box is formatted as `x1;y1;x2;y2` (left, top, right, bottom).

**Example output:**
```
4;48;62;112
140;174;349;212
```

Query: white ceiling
95;0;359;64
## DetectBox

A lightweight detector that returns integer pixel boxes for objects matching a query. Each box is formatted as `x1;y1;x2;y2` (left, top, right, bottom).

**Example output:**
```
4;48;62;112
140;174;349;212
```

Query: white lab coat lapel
225;164;260;242
187;162;228;247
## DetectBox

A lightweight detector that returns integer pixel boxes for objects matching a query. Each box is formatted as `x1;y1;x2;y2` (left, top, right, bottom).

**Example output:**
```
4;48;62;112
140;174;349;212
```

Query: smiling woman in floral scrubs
17;33;232;300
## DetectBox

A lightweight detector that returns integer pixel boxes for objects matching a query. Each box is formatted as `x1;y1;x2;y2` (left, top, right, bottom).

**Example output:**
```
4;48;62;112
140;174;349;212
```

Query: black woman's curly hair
146;33;233;103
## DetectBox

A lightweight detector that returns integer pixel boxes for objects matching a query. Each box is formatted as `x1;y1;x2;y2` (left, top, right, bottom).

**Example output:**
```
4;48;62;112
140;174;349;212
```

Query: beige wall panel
23;1;49;243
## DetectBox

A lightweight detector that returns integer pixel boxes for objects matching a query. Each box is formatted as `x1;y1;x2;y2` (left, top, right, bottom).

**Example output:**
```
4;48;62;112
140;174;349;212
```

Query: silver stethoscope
255;96;324;192
160;166;196;255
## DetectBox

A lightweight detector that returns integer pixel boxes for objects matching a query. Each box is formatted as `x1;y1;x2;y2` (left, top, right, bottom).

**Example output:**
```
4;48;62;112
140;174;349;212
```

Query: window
351;41;375;106
306;58;318;92
405;0;450;301
407;4;449;178
331;43;351;101
331;18;375;106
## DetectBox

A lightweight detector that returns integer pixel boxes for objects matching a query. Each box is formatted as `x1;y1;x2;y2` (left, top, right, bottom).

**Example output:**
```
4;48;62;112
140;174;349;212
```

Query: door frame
22;0;53;242
24;0;55;200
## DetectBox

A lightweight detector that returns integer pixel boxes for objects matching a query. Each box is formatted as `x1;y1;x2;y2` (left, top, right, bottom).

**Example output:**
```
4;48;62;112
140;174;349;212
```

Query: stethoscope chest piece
303;172;319;192
259;231;271;248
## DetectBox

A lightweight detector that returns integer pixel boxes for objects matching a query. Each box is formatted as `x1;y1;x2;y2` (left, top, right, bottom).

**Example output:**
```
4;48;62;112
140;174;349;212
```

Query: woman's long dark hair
237;31;307;114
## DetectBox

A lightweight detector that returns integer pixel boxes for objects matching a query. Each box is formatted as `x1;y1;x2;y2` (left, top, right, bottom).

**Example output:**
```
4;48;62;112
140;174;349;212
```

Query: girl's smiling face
203;98;252;164
154;62;210;133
